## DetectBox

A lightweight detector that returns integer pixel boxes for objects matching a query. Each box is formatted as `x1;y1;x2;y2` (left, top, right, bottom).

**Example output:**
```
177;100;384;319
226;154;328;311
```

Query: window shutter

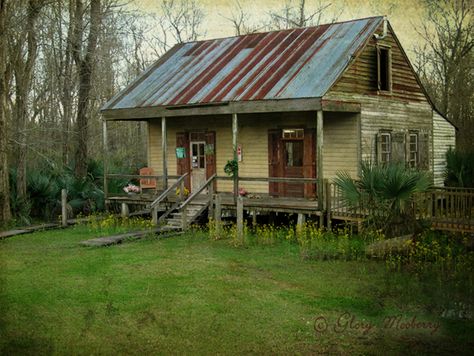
391;131;406;164
418;131;430;170
376;46;381;91
303;128;316;198
268;129;282;196
388;49;393;92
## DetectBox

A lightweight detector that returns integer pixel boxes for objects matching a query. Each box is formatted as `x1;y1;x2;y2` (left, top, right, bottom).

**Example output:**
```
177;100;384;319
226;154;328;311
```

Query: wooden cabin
101;16;456;227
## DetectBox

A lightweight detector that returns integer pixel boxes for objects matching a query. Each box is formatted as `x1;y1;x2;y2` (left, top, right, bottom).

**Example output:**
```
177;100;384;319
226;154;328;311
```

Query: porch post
102;119;108;202
162;116;168;190
232;113;239;202
316;110;324;209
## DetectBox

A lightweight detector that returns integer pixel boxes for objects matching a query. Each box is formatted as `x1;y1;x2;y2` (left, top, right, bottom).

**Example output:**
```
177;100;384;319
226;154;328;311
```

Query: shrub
445;148;474;188
334;162;432;236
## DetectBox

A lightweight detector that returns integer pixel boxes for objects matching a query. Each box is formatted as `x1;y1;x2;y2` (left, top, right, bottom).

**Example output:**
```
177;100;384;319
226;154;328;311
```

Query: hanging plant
224;159;238;177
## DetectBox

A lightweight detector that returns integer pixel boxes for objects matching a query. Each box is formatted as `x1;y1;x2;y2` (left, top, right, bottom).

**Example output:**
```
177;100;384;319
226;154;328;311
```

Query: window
408;133;418;168
377;46;391;92
380;132;391;163
282;129;304;140
285;141;304;167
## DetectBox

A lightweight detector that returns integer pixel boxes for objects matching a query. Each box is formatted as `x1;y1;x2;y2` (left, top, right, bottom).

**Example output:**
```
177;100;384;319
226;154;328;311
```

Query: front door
268;128;316;198
190;141;206;192
176;131;216;193
283;139;304;197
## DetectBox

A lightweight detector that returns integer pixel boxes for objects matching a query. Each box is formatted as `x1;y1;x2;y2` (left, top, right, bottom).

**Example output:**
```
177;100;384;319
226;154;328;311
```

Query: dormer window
377;45;392;92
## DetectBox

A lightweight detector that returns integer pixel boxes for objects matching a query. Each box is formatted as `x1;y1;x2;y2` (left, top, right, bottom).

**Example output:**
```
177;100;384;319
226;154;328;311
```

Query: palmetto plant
334;162;432;236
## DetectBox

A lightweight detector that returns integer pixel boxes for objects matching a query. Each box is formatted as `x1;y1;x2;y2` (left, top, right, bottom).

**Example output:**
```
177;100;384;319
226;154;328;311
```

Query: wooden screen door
268;128;316;198
283;140;304;197
177;131;216;193
190;141;206;192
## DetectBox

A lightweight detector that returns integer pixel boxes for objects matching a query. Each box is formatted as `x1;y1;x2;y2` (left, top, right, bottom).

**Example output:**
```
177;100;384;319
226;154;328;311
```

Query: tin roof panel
104;16;383;111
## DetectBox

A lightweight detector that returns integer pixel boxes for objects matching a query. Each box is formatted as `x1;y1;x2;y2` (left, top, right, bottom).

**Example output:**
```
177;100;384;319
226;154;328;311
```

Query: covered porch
102;98;362;225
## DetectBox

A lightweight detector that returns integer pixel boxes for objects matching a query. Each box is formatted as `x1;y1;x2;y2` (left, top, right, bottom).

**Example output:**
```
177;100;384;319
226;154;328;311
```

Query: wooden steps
162;201;209;229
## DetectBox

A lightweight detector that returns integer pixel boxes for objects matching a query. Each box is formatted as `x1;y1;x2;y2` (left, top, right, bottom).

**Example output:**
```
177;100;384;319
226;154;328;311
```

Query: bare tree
59;0;77;165
9;0;44;202
414;0;473;151
267;0;339;30
151;0;205;55
221;0;263;36
0;0;11;223
71;0;102;178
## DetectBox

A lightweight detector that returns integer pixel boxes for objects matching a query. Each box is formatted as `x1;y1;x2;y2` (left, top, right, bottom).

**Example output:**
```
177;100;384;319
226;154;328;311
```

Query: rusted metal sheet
103;16;383;111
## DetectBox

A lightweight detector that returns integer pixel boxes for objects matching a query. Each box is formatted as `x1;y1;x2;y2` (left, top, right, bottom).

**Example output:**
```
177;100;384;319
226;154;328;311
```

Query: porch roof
102;16;382;118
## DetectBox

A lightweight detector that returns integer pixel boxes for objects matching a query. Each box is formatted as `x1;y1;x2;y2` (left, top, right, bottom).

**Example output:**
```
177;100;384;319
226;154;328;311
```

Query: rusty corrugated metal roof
103;16;383;111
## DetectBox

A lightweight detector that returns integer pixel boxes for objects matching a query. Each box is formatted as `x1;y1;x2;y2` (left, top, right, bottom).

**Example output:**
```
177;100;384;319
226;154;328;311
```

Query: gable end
327;21;428;103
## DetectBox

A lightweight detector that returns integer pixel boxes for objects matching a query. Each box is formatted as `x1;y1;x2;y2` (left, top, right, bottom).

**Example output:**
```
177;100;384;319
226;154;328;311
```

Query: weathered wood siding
148;112;359;193
325;92;433;170
330;23;426;102
433;111;456;186
322;112;359;179
326;22;436;177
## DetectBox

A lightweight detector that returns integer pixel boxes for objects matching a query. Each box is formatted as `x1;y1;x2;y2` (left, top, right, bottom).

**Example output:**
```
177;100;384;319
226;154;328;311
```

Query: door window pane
191;142;206;169
285;141;303;167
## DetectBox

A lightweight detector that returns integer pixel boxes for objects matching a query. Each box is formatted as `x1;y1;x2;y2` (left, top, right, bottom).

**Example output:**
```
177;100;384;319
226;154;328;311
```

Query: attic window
377;46;392;92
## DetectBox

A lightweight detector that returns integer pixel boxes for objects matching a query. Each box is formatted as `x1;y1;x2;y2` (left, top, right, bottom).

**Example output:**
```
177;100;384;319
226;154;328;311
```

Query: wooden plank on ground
79;227;182;247
0;223;60;239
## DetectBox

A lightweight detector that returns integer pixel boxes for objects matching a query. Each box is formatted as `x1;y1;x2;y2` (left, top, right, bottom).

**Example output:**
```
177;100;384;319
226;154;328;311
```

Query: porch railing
215;175;322;208
326;182;366;219
328;182;474;233
104;174;183;199
415;187;474;232
157;174;217;227
148;173;189;224
179;174;217;228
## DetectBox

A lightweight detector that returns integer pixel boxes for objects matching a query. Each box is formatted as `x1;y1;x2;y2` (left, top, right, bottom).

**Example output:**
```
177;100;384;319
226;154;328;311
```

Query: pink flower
239;187;248;196
123;184;140;193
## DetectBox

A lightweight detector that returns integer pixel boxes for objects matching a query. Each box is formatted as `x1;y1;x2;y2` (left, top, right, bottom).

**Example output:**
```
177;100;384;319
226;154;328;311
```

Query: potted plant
224;159;238;177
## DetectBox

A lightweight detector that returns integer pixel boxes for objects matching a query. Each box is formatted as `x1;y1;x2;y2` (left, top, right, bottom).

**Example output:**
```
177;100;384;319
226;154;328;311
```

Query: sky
131;0;428;58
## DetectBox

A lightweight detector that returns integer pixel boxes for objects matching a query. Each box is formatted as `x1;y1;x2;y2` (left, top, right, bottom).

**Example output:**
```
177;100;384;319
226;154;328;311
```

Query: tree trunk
61;0;75;167
14;83;28;200
12;0;41;202
75;62;93;178
0;0;11;223
73;0;101;178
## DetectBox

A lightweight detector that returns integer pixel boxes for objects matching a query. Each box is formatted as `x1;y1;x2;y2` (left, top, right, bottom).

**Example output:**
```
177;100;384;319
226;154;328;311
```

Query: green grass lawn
0;226;473;355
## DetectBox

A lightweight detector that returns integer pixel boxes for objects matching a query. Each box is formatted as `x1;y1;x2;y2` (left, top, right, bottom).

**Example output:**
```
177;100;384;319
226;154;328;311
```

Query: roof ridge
186;15;385;45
